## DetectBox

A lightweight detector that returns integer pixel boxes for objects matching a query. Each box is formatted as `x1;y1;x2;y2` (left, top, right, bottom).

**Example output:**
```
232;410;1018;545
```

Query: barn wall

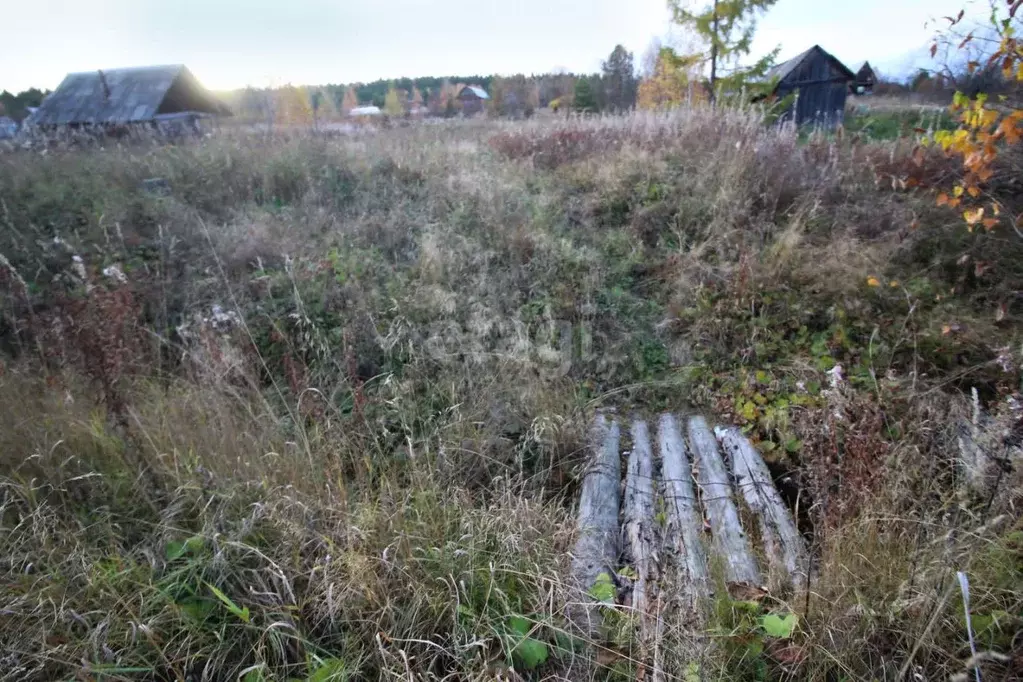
777;50;850;127
460;95;484;115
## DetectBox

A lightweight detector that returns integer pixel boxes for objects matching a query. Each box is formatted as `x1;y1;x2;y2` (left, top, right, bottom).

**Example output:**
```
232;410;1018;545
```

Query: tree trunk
688;416;761;586
570;414;621;637
709;0;719;105
716;426;807;592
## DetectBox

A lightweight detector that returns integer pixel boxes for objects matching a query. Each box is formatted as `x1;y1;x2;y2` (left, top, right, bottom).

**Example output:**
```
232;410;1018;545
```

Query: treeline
221;44;641;122
0;89;48;122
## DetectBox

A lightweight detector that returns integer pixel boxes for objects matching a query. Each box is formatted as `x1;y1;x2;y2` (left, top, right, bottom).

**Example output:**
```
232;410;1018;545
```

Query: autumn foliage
931;1;1023;232
637;48;707;110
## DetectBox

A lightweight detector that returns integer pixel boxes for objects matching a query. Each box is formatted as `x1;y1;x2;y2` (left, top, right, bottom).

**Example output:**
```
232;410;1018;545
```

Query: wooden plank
716;426;807;592
569;413;621;637
655;414;711;682
658;414;710;602
688;416;761;586
623;419;657;621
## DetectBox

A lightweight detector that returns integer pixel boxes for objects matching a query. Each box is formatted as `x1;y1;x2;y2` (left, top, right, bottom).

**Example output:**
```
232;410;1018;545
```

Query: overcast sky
1;0;991;93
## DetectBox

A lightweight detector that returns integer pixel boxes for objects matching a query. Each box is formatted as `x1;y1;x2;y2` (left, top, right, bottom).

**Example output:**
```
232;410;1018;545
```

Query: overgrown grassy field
1;108;1021;681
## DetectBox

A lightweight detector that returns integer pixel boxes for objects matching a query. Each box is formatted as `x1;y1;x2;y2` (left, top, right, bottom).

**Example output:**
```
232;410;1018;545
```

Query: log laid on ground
656;414;712;682
688;416;761;586
658;414;710;603
716;426;807;591
623;419;658;622
570;413;622;637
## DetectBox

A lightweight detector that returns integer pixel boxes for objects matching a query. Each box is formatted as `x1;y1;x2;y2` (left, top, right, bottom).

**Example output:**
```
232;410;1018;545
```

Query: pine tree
573;78;598;113
602;45;638;111
668;0;779;103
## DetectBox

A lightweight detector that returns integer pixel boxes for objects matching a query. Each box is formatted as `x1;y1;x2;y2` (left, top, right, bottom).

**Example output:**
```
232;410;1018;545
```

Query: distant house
852;61;878;95
27;65;230;131
348;105;382;118
0;116;17;139
765;45;856;126
457;86;489;116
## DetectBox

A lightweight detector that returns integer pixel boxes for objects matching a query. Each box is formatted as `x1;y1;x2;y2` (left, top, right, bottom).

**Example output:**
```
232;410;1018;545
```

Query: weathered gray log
623;419;658;622
656;414;711;682
688;416;761;586
659;414;710;602
570;414;621;637
716;426;807;591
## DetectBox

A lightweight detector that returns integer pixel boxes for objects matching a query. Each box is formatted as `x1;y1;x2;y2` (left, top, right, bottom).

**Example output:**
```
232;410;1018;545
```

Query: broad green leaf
589;572;616;604
307;658;348;682
507;615;531;637
511;636;549;670
207;583;250;623
760;612;797;638
684;661;701;682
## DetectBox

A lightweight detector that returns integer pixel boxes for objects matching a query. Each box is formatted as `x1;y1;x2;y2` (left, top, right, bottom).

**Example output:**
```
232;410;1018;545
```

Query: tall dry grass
1;108;1021;680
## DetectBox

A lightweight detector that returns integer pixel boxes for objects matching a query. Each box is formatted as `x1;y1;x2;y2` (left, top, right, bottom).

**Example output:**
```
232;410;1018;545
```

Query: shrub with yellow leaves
929;2;1023;233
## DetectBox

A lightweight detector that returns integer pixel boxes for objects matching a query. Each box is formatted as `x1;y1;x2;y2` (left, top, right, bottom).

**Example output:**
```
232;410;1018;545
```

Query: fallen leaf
964;207;985;225
728;582;770;602
769;642;808;666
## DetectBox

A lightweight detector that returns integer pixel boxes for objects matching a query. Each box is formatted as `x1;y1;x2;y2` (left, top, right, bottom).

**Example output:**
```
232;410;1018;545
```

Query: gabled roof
28;65;229;126
458;86;490;100
856;61;878;82
766;45;855;85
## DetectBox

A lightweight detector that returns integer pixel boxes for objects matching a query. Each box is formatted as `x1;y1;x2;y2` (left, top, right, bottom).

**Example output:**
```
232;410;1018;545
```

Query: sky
0;0;994;93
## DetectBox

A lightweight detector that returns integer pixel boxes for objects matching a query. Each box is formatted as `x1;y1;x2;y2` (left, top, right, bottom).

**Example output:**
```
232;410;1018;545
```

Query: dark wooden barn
853;61;878;95
765;45;856;126
457;85;489;116
27;65;230;130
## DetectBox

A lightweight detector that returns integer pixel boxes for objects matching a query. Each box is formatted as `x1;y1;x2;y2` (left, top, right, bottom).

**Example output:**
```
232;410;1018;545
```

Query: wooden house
457;85;489;116
765;45;855;126
27;65;230;130
852;61;878;95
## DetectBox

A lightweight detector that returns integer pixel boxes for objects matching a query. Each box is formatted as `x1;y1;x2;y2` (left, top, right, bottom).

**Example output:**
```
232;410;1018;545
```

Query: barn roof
766;45;855;86
349;105;382;116
856;61;878;82
459;86;490;100
28;65;229;126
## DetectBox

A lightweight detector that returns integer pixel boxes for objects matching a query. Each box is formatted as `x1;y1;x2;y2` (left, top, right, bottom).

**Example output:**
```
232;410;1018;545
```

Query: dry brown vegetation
0;108;1021;680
